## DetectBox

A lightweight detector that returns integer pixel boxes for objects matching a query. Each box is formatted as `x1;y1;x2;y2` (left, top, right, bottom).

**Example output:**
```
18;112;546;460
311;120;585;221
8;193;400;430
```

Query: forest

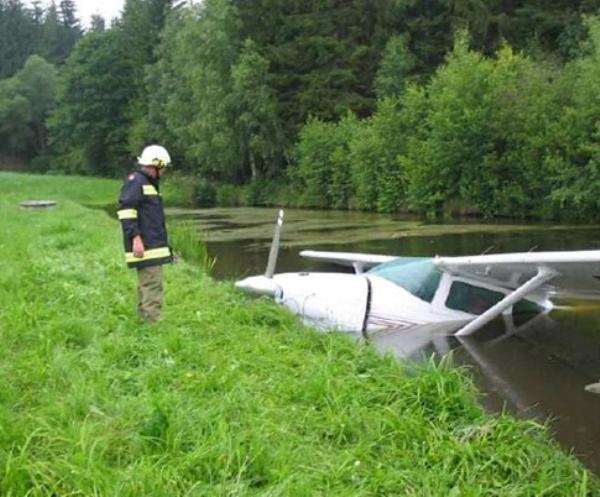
3;0;600;218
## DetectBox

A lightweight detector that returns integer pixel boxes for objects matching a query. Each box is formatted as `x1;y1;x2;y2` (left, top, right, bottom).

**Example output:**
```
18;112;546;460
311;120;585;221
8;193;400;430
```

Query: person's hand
133;235;145;258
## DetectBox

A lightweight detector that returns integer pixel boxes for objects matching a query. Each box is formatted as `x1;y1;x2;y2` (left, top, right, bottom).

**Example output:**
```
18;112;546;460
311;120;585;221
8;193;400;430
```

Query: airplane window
446;281;504;315
512;299;544;326
368;258;442;303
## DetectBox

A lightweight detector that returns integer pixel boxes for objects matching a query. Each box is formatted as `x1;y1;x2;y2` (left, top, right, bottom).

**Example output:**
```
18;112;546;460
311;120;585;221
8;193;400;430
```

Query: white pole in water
265;209;284;278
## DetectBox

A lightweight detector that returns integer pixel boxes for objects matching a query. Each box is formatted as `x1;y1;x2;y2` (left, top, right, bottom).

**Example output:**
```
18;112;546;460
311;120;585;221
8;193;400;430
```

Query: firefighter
117;144;173;322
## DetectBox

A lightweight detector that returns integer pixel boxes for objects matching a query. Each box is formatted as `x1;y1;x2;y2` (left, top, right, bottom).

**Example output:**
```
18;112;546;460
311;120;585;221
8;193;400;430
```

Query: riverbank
1;171;598;495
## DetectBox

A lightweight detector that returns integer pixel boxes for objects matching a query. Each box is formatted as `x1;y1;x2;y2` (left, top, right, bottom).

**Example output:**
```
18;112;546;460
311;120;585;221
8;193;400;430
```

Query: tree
14;55;57;155
0;0;37;78
0;77;30;154
39;1;81;65
545;17;600;218
374;35;417;99
118;0;173;153
48;30;134;175
58;0;82;53
143;0;242;179
0;54;57;158
234;0;382;138
230;39;284;180
90;14;106;32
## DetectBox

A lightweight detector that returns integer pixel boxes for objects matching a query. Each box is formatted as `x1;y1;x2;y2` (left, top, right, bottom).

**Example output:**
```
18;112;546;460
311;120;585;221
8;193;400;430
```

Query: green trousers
137;265;163;323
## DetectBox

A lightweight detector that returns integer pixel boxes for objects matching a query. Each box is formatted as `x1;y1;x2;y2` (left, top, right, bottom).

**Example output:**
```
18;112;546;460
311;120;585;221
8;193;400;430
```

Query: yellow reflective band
125;247;171;263
143;185;158;195
117;209;138;220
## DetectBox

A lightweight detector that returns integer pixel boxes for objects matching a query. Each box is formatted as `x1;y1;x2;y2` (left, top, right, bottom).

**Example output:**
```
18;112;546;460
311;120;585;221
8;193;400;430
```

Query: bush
215;184;244;207
348;98;408;213
162;173;216;207
28;155;51;172
544;18;600;219
291;117;338;208
245;177;280;206
292;114;359;209
193;177;217;207
399;34;557;217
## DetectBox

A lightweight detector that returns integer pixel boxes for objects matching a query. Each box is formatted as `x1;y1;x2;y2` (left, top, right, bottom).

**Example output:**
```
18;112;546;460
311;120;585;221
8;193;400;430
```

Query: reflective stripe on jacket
118;170;173;269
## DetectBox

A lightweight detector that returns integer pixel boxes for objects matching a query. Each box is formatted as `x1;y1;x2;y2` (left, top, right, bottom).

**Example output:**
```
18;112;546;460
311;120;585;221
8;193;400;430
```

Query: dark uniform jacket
118;170;173;269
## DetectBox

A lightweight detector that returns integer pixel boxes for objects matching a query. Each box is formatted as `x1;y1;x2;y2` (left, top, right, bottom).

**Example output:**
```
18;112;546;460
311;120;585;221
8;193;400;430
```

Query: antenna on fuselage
265;209;284;278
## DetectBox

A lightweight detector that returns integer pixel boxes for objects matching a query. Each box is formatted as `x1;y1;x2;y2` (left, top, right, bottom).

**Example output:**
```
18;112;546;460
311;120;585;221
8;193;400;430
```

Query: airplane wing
434;250;600;297
434;250;600;335
300;250;396;273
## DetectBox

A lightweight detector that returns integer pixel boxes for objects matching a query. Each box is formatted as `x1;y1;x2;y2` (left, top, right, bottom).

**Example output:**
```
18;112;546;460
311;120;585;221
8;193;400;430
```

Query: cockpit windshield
367;257;441;303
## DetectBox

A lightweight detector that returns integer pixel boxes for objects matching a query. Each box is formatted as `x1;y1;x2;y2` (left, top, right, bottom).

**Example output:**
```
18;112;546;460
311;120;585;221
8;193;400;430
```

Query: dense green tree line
293;21;600;218
3;0;600;218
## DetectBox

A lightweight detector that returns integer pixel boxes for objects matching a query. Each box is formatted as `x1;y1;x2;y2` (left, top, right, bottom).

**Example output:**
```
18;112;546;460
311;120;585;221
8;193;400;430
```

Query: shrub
245;177;280;206
162;173;216;208
400;33;557;217
292;114;359;209
215;184;244;207
291;117;338;208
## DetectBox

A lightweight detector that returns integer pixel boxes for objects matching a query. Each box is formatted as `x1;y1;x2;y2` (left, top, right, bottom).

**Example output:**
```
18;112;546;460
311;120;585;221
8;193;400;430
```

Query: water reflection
361;310;600;474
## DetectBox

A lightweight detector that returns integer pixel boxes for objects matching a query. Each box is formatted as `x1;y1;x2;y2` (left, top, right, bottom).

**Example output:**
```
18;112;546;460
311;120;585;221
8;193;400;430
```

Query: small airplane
235;210;600;336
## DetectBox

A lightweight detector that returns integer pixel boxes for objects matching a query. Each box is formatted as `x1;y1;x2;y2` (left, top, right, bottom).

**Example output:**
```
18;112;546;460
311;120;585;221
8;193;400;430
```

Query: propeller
265;209;284;278
235;209;284;297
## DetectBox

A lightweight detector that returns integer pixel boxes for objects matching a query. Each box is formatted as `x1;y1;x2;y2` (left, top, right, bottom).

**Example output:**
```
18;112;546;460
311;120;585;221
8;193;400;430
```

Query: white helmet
137;145;171;168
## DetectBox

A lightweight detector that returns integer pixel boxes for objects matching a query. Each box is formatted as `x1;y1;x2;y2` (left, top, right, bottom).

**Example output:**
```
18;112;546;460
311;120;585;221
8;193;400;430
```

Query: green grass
169;221;216;273
0;171;598;496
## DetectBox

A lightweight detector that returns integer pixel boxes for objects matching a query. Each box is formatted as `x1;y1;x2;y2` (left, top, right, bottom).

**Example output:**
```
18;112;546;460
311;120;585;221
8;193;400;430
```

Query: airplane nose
235;275;282;298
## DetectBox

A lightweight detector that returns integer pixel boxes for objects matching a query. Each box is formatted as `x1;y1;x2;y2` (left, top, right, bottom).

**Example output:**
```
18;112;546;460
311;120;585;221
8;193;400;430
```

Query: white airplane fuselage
235;267;551;336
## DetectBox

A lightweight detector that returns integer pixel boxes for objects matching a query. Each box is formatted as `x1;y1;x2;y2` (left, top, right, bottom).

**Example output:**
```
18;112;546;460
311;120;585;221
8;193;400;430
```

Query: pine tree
118;0;174;152
58;0;82;57
0;0;37;78
90;14;106;32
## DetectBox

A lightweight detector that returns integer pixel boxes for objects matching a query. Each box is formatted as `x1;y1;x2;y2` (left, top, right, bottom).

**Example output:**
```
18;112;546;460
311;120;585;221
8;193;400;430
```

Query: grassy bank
0;171;598;496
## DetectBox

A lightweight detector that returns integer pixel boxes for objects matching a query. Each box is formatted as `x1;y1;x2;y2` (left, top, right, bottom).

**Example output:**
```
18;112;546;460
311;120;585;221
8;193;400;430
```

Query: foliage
119;0;173;153
349;98;409;213
7;0;600;219
147;0;242;180
215;183;244;207
0;77;30;154
244;176;280;206
161;172;217;208
399;34;556;217
0;0;37;78
230;38;285;180
0;55;57;159
543;17;600;218
292;117;343;208
0;0;81;79
374;35;417;99
48;30;134;176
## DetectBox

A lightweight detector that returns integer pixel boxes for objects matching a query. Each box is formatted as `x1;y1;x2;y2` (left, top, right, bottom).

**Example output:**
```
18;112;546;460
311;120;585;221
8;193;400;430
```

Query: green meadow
0;171;598;496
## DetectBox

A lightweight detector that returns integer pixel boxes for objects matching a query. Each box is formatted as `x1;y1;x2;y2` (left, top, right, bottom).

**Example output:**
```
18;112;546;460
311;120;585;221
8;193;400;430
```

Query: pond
171;206;600;474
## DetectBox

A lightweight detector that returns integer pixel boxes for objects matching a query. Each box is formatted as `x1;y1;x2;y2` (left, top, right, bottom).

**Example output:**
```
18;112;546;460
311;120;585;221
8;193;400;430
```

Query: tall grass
0;171;598;496
169;220;216;273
